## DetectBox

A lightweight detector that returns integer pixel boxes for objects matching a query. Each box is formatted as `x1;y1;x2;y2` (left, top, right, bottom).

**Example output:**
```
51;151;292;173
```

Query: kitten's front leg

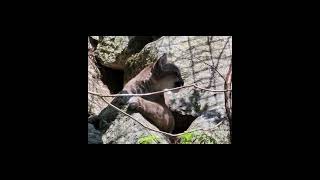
128;97;142;110
128;96;174;133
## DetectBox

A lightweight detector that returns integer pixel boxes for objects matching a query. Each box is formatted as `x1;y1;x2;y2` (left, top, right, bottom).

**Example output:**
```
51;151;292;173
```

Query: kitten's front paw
128;97;140;110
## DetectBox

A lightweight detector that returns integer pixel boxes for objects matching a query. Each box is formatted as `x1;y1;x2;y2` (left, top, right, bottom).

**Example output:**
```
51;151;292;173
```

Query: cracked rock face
185;110;231;144
93;36;162;71
88;38;113;116
94;36;130;70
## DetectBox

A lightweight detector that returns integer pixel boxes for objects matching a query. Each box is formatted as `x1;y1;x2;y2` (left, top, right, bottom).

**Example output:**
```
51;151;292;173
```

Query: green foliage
179;132;217;144
138;135;160;144
180;132;194;144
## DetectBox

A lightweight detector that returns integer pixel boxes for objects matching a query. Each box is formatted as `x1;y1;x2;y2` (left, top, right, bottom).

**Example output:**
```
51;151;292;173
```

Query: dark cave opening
171;111;197;134
98;66;124;94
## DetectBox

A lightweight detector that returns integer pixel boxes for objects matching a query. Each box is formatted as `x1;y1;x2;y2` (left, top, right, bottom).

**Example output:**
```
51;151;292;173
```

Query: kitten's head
151;53;184;91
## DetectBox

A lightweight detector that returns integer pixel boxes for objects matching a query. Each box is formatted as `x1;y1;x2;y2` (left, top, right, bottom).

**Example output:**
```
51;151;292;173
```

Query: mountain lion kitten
93;53;184;133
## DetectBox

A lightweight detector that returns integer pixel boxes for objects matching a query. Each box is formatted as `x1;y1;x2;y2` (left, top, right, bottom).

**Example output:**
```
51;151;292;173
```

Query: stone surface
88;39;113;116
98;93;170;144
94;36;130;70
94;36;162;73
88;123;103;144
184;110;230;144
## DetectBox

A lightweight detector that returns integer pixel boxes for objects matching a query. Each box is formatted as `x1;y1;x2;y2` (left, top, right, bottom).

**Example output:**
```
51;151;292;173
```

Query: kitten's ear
152;53;167;74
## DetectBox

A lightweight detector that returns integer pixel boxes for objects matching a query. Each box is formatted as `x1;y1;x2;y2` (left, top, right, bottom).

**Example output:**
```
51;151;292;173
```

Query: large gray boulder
182;110;230;144
94;36;130;70
94;36;162;73
98;94;171;144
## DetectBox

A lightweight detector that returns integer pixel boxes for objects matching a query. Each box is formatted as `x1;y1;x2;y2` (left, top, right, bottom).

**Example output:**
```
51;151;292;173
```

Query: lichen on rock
94;36;130;70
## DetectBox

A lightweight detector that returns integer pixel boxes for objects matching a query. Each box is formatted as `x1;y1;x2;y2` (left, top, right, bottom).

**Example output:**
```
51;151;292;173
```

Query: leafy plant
138;135;160;144
178;132;217;144
179;132;194;144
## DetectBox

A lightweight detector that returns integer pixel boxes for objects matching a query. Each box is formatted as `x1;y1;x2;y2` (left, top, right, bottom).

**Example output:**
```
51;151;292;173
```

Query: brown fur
125;54;183;133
